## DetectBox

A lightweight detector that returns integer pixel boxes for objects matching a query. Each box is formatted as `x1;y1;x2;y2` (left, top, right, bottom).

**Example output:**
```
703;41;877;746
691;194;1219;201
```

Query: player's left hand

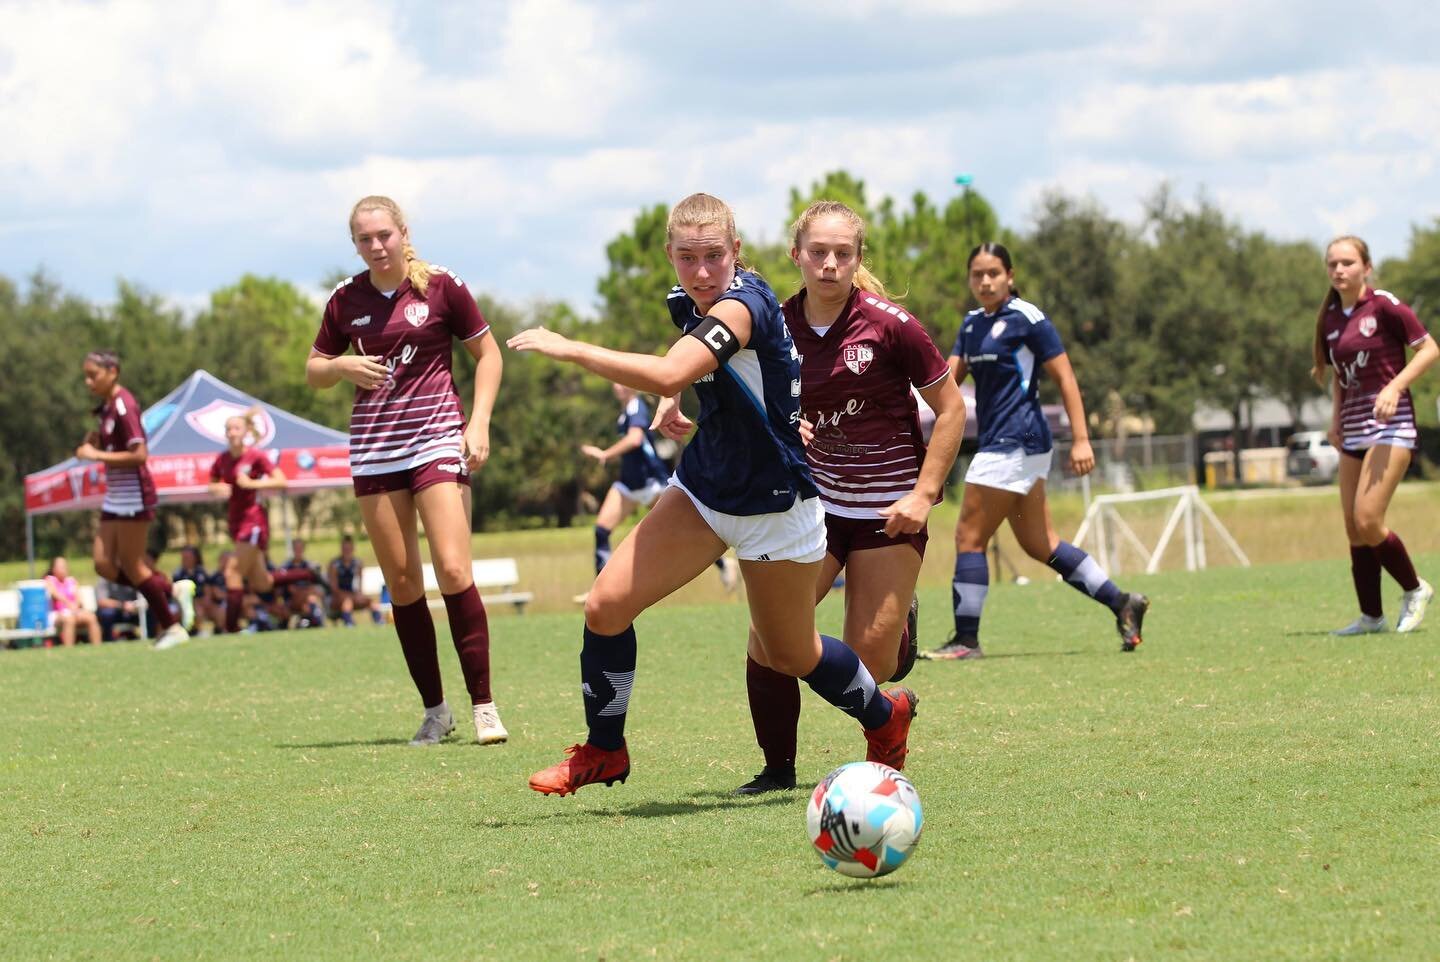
580;444;606;463
652;397;694;441
1373;384;1400;422
506;326;573;360
878;493;931;538
798;418;814;447
463;423;490;472
1069;439;1095;476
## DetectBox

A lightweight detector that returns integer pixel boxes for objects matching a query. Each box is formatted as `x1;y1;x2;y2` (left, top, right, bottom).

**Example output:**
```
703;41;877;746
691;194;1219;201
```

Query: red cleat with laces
529;742;631;797
863;688;918;771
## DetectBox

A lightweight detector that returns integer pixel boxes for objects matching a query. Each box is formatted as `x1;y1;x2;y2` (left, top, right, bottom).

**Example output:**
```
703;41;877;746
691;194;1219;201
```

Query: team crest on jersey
404;303;429;327
990;320;1008;339
1358;316;1377;338
843;343;874;375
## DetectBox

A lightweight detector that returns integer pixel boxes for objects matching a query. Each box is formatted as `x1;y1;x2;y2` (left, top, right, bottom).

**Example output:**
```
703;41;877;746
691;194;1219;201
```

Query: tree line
4;171;1438;561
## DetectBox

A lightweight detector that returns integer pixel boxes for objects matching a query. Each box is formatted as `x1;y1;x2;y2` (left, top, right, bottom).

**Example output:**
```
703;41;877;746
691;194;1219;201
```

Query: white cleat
153;622;191;650
409;705;455;746
1396;579;1434;633
1331;614;1389;636
473;701;509;745
173;579;197;630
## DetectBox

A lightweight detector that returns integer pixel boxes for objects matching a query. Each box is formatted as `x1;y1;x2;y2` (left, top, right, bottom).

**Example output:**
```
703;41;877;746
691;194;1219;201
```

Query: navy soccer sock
581;624;636;751
594;526;612;574
952;551;989;645
1047;541;1123;613
802;634;891;731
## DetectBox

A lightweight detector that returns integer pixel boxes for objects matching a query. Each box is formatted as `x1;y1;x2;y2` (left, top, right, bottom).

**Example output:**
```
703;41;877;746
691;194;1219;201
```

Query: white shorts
669;478;826;563
615;478;666;508
965;448;1054;495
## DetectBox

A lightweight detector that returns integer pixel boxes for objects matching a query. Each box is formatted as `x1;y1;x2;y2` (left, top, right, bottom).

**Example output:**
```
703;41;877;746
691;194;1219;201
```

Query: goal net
1071;485;1249;575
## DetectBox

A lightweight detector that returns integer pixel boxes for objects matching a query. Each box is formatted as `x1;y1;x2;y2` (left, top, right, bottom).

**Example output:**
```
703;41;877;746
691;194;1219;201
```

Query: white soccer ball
806;761;923;878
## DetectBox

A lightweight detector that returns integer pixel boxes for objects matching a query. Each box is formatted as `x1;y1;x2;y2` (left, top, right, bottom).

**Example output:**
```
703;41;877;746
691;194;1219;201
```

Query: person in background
171;545;207;631
44;556;102;647
279;538;328;628
94;575;143;642
327;534;382;626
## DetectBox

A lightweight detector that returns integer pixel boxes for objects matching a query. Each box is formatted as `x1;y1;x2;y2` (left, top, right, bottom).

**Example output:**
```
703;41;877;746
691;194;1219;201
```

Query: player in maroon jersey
735;201;967;794
75;350;189;650
207;410;313;633
1312;235;1438;635
307;195;506;747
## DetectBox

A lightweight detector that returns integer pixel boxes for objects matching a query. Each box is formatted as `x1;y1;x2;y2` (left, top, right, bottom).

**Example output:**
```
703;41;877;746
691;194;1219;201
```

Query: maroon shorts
353;456;468;497
231;519;269;551
100;508;155;523
824;513;927;568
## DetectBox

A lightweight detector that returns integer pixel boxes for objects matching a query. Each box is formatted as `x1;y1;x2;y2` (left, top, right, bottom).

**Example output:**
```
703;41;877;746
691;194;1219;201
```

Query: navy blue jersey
172;564;207;585
616;396;671;491
331;557;362;593
951;297;1066;455
666;270;817;515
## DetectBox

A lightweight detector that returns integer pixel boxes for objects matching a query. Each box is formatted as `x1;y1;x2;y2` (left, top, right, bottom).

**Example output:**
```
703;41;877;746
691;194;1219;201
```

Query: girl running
307;195;506;746
76;350;189;650
510;192;916;797
736;201;966;794
1313;235;1437;634
926;243;1149;660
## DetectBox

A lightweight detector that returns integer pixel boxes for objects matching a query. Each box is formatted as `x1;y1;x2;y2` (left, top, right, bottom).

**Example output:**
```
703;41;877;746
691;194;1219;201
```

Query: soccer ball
806;761;923;878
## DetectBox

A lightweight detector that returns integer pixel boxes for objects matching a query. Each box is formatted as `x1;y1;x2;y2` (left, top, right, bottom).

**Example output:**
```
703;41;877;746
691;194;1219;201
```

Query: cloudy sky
3;0;1438;316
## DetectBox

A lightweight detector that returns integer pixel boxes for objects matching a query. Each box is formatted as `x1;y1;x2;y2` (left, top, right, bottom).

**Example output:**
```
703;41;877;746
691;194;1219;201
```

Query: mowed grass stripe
2;555;1437;960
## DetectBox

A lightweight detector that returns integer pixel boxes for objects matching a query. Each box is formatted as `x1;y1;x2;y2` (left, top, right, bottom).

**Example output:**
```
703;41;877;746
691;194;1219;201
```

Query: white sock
425;701;450;719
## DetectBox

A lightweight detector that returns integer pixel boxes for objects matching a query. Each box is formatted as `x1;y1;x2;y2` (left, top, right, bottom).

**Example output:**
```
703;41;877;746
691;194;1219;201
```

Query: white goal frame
1071;485;1249;575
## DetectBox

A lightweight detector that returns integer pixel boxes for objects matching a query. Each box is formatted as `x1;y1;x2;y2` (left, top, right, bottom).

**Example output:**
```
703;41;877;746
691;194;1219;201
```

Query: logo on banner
68;466;86;500
843;343;874;376
1358;316;1376;338
404;303;429;327
185;401;277;448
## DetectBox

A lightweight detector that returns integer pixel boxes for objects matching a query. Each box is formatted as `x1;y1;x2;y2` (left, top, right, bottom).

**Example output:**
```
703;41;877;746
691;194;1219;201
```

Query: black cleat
1117;593;1150;651
890;594;920;682
732;765;798;796
921;634;984;660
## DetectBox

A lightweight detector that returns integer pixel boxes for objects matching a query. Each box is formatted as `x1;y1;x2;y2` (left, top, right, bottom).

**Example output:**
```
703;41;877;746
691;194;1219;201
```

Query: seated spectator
44;556;102;647
280;538;327;629
327;534;382;626
95;576;143;642
171;545;207;631
195;551;230;635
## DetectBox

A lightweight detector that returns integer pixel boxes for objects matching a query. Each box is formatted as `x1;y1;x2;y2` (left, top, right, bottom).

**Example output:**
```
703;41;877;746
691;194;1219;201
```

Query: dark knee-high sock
802;635;891;730
392;598;444;709
746;655;799;770
581;624;636;751
225;589;244;633
1047;541;1123;613
443;587;492;704
1374;532;1420;592
138;574;176;628
1350;546;1383;617
113;570;134;588
952;551;988;645
594;526;612;574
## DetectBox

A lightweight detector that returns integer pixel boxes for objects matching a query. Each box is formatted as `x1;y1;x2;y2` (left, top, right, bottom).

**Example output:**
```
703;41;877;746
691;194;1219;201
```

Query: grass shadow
475;788;800;829
918;649;1097;662
804;876;907;895
274;738;412;749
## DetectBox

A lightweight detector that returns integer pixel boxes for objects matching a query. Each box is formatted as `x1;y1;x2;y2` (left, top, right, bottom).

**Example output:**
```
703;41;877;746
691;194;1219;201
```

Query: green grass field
4;555;1439;961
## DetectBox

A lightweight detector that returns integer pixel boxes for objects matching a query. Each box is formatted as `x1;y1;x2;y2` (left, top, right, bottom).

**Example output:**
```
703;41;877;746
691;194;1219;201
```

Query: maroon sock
1374;532;1420;593
1350;545;1383;618
270;568;312;587
746;655;800;770
138;574;176;629
225;589;244;633
443;587;492;704
113;570;134;588
392;598;444;709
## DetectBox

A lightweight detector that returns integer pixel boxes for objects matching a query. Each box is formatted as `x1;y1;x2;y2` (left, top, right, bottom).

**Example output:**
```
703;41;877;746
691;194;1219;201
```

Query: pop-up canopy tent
23;369;351;571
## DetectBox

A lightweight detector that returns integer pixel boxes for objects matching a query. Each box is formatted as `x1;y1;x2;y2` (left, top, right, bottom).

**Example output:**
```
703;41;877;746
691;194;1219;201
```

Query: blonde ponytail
349;195;431;296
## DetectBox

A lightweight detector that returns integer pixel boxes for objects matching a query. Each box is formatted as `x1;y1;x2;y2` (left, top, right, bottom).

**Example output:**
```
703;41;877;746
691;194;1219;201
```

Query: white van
1286;431;1340;482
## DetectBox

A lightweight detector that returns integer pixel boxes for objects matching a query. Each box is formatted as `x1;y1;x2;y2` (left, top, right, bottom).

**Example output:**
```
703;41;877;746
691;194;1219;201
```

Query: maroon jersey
210;447;275;540
313;268;489;477
95;386;155;515
786;288;950;519
1324;288;1429;451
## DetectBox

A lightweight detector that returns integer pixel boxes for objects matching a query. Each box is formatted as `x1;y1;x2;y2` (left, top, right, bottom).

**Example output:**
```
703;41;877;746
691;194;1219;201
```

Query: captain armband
687;315;741;365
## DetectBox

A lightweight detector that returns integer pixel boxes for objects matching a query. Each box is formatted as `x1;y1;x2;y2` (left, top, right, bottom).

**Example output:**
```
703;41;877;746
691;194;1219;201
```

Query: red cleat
528;742;631;797
864;687;919;771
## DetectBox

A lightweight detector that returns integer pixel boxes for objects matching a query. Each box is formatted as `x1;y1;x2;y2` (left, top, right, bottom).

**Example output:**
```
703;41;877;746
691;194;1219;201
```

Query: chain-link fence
950;434;1198;497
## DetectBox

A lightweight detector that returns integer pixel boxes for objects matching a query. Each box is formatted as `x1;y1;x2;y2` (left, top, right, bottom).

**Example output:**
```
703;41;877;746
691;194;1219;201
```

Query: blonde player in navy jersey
76;350;189;650
1312;235;1437;634
307;195;506;747
509;193;917;797
734;201;966;794
926;243;1149;660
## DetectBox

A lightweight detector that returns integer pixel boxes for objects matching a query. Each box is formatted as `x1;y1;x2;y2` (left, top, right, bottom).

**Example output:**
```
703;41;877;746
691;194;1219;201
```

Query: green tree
1378;220;1440;426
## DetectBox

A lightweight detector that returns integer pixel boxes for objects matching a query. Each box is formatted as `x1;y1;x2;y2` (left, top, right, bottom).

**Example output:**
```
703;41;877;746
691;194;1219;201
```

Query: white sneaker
1331;614;1389;636
173;579;197;630
153;622;191;650
473;701;509;745
409;705;454;746
718;556;739;593
1396;579;1434;633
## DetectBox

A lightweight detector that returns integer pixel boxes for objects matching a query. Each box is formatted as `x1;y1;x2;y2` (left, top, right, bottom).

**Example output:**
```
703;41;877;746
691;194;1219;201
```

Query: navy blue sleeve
624;398;651;432
714;275;777;345
1026;316;1066;363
